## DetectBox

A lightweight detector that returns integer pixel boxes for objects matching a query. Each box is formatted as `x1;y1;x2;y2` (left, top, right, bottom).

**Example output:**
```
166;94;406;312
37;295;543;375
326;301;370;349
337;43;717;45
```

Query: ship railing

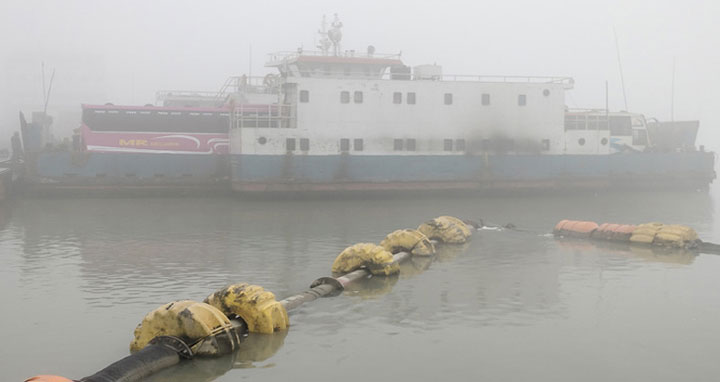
266;50;402;65
156;90;222;101
437;74;574;87
221;76;282;95
232;104;295;129
279;69;574;87
156;77;280;106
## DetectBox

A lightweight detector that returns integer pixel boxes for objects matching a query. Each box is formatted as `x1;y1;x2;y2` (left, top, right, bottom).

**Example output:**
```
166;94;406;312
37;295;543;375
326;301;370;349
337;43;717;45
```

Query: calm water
1;187;719;381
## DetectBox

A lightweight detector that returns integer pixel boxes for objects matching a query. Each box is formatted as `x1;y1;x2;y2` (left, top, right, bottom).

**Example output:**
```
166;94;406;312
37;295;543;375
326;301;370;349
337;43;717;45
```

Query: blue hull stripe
231;153;716;183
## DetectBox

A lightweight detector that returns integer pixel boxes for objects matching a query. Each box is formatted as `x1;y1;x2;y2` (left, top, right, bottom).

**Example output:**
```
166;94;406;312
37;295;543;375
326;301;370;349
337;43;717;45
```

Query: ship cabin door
283;83;298;105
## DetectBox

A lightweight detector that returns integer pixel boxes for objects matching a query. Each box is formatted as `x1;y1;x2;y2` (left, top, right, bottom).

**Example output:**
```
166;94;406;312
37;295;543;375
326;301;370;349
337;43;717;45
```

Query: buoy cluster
553;219;700;249
27;216;473;382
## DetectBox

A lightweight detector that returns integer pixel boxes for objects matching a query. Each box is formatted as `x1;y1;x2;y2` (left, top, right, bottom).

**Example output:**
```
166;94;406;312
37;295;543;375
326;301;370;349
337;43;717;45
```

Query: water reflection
1;189;718;382
145;331;288;382
556;238;698;265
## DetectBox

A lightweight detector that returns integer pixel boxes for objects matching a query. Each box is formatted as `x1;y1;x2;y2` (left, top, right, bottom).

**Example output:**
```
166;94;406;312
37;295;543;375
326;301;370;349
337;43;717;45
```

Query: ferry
224;16;715;192
18;16;716;193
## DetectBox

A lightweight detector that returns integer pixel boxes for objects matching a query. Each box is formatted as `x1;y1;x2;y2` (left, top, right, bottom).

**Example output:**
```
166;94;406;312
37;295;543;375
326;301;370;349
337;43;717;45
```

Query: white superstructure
227;15;587;160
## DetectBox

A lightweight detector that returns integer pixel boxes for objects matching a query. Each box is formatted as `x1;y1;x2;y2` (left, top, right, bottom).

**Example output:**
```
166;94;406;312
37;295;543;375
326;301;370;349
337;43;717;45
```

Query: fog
3;3;720;381
1;0;718;150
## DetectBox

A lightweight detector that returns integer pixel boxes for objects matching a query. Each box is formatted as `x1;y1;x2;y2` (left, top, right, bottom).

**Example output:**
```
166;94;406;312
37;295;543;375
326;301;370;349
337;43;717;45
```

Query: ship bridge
266;14;407;80
266;49;406;79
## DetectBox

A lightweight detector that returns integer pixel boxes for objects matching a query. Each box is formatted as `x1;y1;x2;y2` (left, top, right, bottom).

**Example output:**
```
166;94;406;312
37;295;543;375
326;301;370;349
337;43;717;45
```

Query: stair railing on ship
232;104;296;129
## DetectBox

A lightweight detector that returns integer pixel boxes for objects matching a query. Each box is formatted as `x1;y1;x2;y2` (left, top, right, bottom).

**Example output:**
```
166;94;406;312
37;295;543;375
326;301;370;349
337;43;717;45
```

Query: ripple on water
1;191;719;382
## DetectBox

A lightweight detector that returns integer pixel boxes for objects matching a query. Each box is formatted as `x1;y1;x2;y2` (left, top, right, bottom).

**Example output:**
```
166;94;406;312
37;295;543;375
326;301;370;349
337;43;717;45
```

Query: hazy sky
1;0;718;150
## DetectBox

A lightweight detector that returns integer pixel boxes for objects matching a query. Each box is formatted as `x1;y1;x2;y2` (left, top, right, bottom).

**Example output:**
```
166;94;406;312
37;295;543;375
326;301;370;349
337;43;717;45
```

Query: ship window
518;94;527;106
609;116;632;136
393;92;402;104
565;115;585;130
393;139;404;151
587;116;599;130
300;138;309;151
444;93;453;105
481;94;491;106
340;91;350;104
598;116;609;130
299;90;309;103
340;138;350;152
258;137;267;145
601;137;608;146
542;139;550;151
443;139;453;151
455;139;466;151
578;138;586;146
286;138;296;151
406;139;416;151
407;92;416;105
353;138;364;151
354;91;363;104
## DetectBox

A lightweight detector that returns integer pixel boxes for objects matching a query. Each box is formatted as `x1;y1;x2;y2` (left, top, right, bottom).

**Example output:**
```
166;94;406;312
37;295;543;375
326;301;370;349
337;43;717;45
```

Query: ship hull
231;152;716;193
23;151;229;193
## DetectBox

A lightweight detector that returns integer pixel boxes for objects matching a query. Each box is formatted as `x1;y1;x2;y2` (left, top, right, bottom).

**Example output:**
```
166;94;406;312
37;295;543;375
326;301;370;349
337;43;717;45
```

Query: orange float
25;376;74;382
553;220;599;238
592;223;636;242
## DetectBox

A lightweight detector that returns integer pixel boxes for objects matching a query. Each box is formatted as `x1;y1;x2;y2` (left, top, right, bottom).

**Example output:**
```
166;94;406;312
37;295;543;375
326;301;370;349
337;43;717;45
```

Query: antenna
42;67;55;135
613;28;628;111
605;80;610;128
41;62;46;103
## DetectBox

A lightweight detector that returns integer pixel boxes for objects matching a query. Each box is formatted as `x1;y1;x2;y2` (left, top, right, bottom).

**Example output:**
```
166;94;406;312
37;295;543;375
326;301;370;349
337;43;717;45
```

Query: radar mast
316;15;331;55
328;13;343;56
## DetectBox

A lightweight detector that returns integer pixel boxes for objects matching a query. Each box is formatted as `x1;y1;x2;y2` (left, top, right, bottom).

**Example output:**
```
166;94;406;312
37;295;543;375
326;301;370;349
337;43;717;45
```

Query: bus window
82;108;229;133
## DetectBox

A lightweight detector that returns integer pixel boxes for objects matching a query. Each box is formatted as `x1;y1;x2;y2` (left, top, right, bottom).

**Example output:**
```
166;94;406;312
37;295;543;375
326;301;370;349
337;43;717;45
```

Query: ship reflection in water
1;188;719;381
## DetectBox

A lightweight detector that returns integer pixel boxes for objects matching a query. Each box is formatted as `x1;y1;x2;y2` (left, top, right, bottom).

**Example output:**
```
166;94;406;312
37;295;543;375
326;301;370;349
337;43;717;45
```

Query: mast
613;28;628;111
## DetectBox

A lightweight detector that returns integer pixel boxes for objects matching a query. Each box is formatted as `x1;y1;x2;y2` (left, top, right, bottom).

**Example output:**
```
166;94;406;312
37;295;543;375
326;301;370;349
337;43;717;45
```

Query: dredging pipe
27;216;473;382
78;318;247;382
281;251;414;311
72;250;417;382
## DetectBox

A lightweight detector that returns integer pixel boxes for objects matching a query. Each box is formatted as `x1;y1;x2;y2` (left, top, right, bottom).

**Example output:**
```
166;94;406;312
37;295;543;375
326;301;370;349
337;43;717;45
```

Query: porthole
258;137;267;145
543;89;550;97
578;138;586;146
601;138;608;145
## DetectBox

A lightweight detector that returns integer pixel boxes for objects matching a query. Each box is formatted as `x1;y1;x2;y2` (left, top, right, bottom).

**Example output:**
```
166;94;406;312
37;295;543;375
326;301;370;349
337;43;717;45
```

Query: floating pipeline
556;237;698;265
553;219;720;253
26;215;474;382
380;229;435;256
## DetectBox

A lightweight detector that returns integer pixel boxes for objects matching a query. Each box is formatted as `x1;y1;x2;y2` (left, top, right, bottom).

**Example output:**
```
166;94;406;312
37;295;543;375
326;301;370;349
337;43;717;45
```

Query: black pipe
80;343;181;382
80;320;246;382
700;241;720;255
